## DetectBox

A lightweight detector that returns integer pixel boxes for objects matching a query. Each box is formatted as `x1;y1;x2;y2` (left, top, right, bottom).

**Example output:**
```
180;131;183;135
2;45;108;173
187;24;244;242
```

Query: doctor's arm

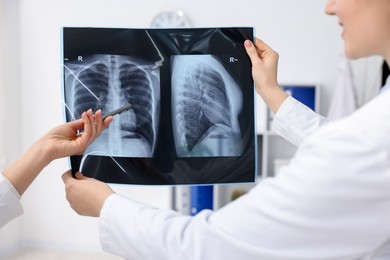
63;112;390;260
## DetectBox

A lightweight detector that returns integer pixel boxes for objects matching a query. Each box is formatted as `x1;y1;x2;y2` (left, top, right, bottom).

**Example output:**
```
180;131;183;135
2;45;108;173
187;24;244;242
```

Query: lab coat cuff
272;96;299;133
273;96;299;121
0;172;23;227
0;172;21;200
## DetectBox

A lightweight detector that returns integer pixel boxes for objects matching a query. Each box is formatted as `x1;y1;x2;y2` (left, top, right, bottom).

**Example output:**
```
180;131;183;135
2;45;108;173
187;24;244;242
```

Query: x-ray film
61;27;256;185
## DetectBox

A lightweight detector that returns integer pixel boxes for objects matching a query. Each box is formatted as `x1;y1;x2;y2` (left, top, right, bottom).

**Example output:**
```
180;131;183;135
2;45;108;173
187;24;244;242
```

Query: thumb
75;172;94;181
244;39;261;65
75;172;87;180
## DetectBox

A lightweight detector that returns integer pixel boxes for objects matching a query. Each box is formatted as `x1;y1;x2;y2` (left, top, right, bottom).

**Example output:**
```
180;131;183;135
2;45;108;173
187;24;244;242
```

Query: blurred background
0;0;384;258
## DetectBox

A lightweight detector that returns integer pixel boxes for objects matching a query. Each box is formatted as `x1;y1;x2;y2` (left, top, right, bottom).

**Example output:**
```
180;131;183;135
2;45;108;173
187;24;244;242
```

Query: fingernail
244;39;252;48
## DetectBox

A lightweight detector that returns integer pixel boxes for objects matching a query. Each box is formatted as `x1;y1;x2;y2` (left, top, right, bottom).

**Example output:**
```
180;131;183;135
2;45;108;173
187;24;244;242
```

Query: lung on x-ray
64;54;159;158
61;27;256;185
171;55;243;157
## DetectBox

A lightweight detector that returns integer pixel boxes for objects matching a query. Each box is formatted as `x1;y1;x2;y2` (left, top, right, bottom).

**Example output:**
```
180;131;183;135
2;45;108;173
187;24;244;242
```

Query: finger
75;172;95;183
253;37;273;53
103;116;114;130
67;117;84;132
85;109;97;143
88;109;97;138
62;170;73;183
94;109;103;134
75;171;87;180
244;39;262;66
81;110;92;140
254;37;278;61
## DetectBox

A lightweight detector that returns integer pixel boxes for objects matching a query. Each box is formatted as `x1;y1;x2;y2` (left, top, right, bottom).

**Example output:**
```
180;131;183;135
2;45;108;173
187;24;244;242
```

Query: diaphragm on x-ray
61;27;256;185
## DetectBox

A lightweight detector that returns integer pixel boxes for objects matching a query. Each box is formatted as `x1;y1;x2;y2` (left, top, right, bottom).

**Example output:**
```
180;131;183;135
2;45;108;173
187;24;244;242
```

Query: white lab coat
0;80;389;259
99;78;390;260
0;173;23;228
327;58;358;120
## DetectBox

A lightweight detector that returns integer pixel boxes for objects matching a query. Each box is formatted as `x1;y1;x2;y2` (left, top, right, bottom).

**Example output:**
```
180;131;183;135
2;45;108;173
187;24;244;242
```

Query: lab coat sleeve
100;194;207;260
0;172;23;228
272;96;329;146
99;91;390;260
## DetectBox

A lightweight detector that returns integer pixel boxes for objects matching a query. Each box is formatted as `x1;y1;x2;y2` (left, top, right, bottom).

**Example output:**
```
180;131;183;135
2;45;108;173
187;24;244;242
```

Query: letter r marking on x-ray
230;57;238;63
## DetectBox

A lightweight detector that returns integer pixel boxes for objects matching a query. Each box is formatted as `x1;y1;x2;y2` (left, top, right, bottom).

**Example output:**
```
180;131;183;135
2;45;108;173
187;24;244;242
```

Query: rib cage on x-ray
180;65;231;150
64;54;160;158
73;62;109;117
118;63;154;145
171;55;243;157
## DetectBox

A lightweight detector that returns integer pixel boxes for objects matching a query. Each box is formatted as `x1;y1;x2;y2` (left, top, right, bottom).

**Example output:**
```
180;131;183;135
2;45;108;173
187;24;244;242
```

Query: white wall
0;0;22;255
0;0;383;256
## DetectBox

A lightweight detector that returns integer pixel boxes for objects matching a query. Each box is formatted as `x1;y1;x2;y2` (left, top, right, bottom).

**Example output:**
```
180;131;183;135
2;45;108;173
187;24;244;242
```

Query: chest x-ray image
62;27;256;185
64;54;160;158
171;55;243;157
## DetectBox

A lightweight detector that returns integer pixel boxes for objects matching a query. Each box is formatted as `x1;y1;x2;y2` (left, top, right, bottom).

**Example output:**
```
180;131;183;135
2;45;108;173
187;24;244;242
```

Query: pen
102;103;132;120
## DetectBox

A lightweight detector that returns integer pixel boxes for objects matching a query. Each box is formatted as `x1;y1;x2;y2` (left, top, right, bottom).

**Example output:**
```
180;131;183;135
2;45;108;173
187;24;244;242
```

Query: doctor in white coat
0;109;112;228
63;0;390;259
